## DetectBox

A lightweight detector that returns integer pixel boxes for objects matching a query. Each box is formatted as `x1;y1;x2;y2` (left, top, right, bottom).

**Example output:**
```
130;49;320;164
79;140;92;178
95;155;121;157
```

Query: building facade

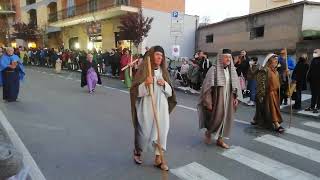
197;1;320;59
0;0;19;47
250;0;293;13
17;0;198;58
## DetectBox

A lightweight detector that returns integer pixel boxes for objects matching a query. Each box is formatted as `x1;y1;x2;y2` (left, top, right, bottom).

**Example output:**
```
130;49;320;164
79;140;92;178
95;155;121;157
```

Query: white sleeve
138;82;149;97
162;81;172;97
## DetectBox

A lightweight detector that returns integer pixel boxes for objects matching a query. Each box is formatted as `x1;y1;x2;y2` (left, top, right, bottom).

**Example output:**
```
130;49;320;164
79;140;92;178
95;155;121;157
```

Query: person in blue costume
0;47;25;102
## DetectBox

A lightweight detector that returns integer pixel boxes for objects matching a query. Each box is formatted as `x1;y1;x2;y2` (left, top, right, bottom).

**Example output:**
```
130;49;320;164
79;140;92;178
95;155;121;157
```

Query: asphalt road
0;66;319;180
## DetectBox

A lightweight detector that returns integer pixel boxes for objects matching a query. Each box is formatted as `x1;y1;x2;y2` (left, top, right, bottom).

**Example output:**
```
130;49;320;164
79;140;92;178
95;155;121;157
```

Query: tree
118;9;153;50
0;17;9;46
12;22;41;41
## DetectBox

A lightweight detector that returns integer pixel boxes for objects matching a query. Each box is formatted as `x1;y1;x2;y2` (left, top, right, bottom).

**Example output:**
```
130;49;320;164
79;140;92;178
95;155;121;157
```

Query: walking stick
285;48;293;128
146;56;166;166
130;54;133;78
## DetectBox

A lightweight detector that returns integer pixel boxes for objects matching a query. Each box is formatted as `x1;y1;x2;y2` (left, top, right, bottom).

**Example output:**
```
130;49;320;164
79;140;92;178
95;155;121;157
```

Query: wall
197;4;304;55
62;24;88;50
142;8;197;58
250;0;292;13
302;4;320;31
142;0;185;13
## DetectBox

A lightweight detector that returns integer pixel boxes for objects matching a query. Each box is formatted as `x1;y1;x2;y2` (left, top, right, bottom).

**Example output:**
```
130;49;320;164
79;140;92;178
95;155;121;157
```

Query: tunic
268;68;282;123
135;69;172;152
254;67;282;128
199;68;235;139
0;54;25;101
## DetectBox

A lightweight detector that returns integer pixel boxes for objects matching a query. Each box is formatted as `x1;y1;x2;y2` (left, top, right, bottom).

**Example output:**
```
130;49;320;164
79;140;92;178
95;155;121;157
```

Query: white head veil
262;53;277;67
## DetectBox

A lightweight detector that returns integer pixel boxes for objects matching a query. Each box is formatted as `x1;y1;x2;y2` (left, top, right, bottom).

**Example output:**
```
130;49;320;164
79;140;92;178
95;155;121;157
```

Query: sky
186;0;320;23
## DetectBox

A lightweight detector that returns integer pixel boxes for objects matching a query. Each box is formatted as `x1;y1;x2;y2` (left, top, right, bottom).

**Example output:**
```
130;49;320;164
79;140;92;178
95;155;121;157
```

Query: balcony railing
0;4;16;13
51;0;136;23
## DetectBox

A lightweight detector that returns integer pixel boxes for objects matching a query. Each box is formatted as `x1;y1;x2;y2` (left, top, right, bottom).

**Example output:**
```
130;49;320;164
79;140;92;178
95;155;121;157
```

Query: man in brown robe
130;46;177;171
252;54;285;133
198;49;242;149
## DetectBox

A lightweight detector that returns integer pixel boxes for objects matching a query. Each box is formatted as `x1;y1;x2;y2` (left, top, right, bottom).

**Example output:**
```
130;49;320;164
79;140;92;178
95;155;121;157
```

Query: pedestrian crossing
171;121;320;180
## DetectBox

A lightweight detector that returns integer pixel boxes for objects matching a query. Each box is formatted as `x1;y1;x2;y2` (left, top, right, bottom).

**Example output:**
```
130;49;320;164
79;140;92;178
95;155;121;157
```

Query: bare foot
204;131;212;144
216;139;230;149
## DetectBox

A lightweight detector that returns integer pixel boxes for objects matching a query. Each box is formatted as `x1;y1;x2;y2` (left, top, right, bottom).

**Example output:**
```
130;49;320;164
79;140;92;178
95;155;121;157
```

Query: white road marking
176;105;250;125
119;89;129;94
58;75;64;78
103;86;116;90
303;121;320;129
286;127;320;143
297;110;320;117
255;135;320;163
0;110;46;180
66;77;73;80
222;146;318;180
75;79;81;82
171;162;228;180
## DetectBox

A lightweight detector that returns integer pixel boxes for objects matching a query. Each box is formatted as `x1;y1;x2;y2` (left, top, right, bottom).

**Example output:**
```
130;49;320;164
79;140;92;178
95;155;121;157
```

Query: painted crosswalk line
297;110;320;117
255;135;320;163
171;162;228;180
222;146;318;180
286;127;320;143
303;121;320;129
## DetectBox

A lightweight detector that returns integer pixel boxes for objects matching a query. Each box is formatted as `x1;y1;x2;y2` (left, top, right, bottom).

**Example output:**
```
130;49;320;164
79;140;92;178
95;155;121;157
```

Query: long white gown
135;69;173;152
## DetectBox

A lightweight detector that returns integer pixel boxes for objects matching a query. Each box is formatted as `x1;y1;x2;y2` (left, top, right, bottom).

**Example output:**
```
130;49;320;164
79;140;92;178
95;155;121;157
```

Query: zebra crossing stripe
255;135;320;163
286;127;320;143
303;122;320;129
222;146;318;180
171;162;228;180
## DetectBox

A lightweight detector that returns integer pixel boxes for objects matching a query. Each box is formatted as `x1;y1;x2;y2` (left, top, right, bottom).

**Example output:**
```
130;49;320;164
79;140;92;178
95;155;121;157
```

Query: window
67;0;75;17
89;0;98;12
26;0;36;5
206;34;214;43
250;26;264;39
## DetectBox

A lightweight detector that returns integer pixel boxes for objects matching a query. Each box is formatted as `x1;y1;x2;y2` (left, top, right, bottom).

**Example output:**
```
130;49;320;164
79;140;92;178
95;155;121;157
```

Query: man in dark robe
130;46;177;171
252;54;285;133
198;49;242;149
0;47;25;102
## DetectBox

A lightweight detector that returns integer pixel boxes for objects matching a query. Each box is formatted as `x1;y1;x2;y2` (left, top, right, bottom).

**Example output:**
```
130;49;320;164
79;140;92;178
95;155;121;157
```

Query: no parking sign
172;45;180;57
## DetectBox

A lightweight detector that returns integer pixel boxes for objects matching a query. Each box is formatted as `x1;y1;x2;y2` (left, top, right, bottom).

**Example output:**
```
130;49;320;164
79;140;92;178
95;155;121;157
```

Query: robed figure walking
81;53;102;94
252;54;285;133
0;47;25;102
198;49;242;149
130;46;177;171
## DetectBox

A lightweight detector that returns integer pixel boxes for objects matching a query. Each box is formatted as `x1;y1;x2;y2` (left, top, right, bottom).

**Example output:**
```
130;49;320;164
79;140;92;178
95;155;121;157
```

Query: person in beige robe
198;49;242;149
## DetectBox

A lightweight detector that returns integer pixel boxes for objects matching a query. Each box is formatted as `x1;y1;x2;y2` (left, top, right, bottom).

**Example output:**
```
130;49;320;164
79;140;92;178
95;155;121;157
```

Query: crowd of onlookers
3;46;320;113
170;48;320;113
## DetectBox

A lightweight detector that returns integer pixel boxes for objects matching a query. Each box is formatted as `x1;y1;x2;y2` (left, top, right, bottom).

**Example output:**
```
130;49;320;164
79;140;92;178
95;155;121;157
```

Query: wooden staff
121;59;139;71
146;56;166;166
285;48;293;128
130;54;133;78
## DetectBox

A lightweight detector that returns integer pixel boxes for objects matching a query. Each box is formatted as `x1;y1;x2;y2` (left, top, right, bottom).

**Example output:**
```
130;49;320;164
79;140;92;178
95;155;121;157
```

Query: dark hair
251;57;258;61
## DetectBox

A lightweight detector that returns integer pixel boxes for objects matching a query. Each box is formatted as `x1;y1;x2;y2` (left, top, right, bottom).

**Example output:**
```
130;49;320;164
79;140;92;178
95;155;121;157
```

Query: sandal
133;150;142;165
154;163;169;171
250;121;258;126
216;140;230;149
275;126;285;133
313;109;319;114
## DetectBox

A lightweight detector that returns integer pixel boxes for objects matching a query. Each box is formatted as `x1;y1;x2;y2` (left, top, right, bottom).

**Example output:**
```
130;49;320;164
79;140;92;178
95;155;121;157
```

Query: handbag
239;73;246;90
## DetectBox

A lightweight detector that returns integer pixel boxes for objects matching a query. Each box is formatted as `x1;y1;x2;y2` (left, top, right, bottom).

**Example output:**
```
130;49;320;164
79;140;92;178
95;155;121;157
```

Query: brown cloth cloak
130;47;177;152
254;56;282;129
